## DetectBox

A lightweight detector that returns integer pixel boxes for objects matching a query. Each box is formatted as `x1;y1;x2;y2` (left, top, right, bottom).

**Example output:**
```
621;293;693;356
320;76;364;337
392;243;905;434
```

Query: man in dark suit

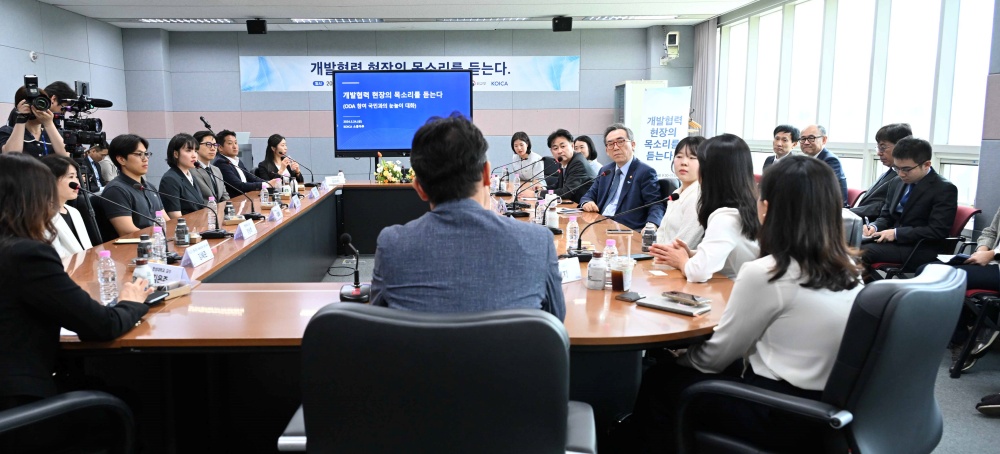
82;142;109;193
546;129;593;203
862;137;958;275
212;129;278;198
579;123;664;230
800;124;849;206
762;124;799;173
850;123;911;220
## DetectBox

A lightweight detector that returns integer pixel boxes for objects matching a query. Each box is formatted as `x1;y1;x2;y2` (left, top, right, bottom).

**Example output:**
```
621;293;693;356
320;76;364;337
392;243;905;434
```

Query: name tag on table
234;219;258;240
557;257;582;283
150;263;192;286
289;194;301;209
308;187;320;199
268;205;284;221
180;241;214;267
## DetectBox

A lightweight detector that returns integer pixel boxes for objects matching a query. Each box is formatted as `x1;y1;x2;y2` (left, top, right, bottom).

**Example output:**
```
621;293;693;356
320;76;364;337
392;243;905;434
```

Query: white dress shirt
511;152;547;188
680;256;862;391
223;155;248;182
656;181;704;250
683;207;759;282
602;159;633;216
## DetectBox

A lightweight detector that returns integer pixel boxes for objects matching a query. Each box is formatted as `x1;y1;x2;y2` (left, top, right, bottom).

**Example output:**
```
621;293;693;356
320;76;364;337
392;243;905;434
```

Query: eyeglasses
200;142;219;149
605;138;629;149
129;152;153;160
800;135;825;143
891;160;928;173
877;143;892;151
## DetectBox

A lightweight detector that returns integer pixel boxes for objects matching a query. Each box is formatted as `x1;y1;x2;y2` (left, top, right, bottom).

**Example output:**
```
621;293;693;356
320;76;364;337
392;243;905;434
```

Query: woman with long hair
655;136;706;252
649;133;759;281
0;153;150;412
40;155;93;258
255;134;304;183
632;155;864;452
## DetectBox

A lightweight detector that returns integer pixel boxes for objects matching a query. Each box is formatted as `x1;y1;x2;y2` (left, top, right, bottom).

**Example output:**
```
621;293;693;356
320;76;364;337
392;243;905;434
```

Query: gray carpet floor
321;255;1000;451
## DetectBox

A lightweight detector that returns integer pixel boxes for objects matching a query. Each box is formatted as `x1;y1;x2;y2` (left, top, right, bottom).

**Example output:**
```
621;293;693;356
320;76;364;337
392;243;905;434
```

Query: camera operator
0;83;68;157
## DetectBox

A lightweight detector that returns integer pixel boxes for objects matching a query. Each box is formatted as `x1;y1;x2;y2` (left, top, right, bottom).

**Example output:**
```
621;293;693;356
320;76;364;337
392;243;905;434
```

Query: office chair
658;177;680;209
69;192;105;246
842;208;864;248
846;188;866;208
869;206;980;279
279;304;597;454
675;265;965;454
87;193;121;243
542;156;561;189
0;391;136;454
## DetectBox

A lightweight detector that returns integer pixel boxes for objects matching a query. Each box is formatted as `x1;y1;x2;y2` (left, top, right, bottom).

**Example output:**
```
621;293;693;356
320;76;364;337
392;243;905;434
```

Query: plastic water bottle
586;252;607;290
566;216;580;254
490;174;499;193
151;227;167;263
535;200;546;225
494;196;507;215
132;259;154;291
175;218;190;246
96;250;118;306
603;239;619;289
154;210;167;230
206;196;218;230
260;184;270;205
510;172;521;193
337;170;345;182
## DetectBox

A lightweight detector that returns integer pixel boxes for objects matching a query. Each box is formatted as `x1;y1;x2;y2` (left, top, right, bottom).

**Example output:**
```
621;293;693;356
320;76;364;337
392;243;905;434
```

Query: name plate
557;257;582;283
150;263;192;286
289;194;301;209
268;205;284;221
180;241;214;267
234;219;258;240
308;187;320;199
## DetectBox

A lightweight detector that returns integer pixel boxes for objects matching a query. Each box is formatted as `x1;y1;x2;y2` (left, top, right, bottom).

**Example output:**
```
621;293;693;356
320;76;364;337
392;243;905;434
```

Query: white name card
150;263;192;286
234;219;258;240
180;241;214;267
289;194;301;209
268;205;284;221
557;257;582;283
308;187;320;199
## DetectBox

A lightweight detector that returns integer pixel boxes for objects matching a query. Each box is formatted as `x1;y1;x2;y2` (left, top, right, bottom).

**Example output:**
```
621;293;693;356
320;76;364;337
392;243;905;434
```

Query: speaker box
247;19;267;35
552;16;572;32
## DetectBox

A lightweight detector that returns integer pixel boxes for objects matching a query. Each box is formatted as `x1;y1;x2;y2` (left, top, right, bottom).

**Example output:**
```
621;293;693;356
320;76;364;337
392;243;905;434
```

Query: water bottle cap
153;226;162;233
569;216;577;222
208;196;216;202
135;259;148;266
155;210;164;217
606;239;616;246
548;190;554;194
99;250;111;258
139;234;150;240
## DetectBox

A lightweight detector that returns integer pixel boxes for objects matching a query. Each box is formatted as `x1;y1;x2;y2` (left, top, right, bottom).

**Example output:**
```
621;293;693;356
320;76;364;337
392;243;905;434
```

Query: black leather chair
658;177;680;209
0;391;136;454
279;304;597;454
68;192;106;246
842;208;864;248
86;192;121;243
675;264;965;454
542;156;561;189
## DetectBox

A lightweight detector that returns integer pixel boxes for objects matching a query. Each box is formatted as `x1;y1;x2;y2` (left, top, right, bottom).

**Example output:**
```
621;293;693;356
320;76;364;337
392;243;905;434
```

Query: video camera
61;80;109;151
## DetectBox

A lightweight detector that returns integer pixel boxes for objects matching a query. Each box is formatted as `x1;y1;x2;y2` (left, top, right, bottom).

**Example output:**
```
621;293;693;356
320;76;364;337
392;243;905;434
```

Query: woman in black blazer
0;153;151;411
159;133;207;219
255;133;304;183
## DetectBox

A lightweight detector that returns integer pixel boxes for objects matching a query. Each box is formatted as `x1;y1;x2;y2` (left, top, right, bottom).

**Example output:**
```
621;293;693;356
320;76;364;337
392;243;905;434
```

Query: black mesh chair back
542;156;561;189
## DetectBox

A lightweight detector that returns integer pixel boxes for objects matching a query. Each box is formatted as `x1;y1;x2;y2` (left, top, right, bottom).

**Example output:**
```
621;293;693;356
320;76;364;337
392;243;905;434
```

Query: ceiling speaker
552;16;572;32
247;19;267;35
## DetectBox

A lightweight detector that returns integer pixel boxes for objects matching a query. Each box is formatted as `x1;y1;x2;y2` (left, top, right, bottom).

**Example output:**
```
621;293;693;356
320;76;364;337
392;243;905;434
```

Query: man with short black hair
370;114;565;320
850;123;911;220
547;128;594;203
82;142;110;193
192;130;230;203
212;129;278;198
763;125;799;172
861;137;958;276
101;134;166;237
800;124;848;206
579;123;664;230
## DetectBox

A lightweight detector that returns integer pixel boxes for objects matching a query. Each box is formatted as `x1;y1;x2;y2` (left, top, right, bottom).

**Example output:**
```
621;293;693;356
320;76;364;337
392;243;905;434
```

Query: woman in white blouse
510;131;546;187
649;134;759;281
632;155;865;452
41;155;93;259
655;136;706;253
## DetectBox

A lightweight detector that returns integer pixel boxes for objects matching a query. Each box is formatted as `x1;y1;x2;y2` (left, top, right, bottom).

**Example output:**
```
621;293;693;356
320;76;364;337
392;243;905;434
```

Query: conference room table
58;181;732;452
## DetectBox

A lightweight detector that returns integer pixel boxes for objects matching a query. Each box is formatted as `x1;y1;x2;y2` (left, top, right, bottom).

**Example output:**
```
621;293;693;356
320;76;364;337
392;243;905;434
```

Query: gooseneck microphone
195;162;266;221
131;183;229;239
566;193;677;262
288;156;318;187
199;116;213;132
338;233;371;303
541;171;609;230
72;182;181;263
506;166;561;217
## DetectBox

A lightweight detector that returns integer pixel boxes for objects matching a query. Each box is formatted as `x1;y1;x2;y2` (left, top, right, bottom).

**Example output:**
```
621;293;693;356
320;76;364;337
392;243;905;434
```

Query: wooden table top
62;186;731;350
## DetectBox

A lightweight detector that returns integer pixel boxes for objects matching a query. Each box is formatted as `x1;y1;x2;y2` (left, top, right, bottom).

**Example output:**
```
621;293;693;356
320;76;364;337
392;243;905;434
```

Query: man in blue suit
800;124;849;206
579;123;664;231
370;114;565;321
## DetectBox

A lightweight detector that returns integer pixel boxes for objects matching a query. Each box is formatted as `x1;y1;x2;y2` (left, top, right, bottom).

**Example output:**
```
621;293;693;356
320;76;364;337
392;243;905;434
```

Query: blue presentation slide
334;71;472;152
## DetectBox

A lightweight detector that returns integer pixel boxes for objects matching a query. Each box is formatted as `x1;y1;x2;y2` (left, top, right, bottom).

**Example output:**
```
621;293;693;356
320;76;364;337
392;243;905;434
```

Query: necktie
205;166;219;198
896;184;912;214
602;169;623;216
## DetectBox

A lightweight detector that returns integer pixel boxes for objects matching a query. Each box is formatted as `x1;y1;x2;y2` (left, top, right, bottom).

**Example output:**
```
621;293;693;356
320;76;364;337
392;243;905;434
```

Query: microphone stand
73;183;182;264
495;167;512;197
132;183;230;239
539;171;608;234
507;167;561;217
566;195;673;262
339;234;371;303
196;162;266;220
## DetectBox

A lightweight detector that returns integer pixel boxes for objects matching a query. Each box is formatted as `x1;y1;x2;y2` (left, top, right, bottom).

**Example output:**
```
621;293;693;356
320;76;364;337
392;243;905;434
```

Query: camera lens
30;96;50;111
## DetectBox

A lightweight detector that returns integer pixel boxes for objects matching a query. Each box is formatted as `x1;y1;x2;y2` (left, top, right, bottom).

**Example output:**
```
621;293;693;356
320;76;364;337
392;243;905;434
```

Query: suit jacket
0;238;147;399
552;152;593;204
97;158;118;182
579;157;665;230
213;155;266;197
254;159;304;183
82;156;106;193
49;205;93;259
192;164;230;203
850;168;899;221
370;198;565;321
762;152;796;173
816;149;849;206
872;169;958;244
158;167;206;215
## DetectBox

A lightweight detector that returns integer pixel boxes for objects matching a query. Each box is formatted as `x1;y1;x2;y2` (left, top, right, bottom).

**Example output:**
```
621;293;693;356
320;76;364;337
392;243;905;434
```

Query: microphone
566;193;676;262
62;97;113;108
195;162;266;221
287;155;318;187
199;116;212;130
71;182;182;263
489;157;526;174
495;167;512;197
338;233;371;303
131;183;229;239
506;166;559;217
545;170;609;219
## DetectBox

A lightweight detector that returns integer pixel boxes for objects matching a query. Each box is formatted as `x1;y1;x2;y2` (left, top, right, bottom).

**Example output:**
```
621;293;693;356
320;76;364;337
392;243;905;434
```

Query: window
752;11;783;140
787;0;824;127
723;22;749;135
940;163;979;206
829;0;876;143
948;0;995;145
882;0;942;137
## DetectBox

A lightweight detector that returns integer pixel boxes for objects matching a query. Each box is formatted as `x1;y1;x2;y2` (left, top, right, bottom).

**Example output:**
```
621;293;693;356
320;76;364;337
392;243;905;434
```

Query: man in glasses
861;137;957;278
799;125;848;206
101;133;167;237
850;123;911;220
192;130;230;204
579;123;663;230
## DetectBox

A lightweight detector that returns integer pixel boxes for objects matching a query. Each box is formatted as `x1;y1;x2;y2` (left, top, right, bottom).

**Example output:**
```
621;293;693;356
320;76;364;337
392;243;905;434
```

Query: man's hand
863;224;876;237
965;250;995;266
873;228;896;243
581;201;599;212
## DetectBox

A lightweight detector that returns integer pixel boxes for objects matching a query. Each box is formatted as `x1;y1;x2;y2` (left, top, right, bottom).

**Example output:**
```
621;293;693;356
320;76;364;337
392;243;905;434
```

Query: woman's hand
119;279;153;303
650;242;690;270
965;250;995;266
